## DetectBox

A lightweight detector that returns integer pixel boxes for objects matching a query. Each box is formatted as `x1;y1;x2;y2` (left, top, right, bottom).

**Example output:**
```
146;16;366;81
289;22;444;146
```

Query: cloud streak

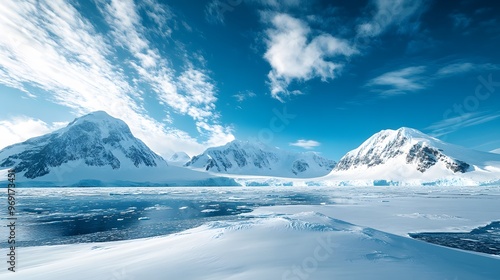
436;62;499;77
366;62;499;96
366;66;426;95
233;91;257;102
357;0;426;37
426;112;500;137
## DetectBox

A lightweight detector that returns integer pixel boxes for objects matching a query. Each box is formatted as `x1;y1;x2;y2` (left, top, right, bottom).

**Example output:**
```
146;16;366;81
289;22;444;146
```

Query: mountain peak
68;110;124;126
376;127;430;140
334;127;474;174
0;111;165;179
396;126;422;135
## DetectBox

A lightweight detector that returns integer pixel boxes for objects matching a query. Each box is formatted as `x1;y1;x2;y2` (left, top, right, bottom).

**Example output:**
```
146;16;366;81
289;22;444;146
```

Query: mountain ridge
186;139;336;178
1;112;498;186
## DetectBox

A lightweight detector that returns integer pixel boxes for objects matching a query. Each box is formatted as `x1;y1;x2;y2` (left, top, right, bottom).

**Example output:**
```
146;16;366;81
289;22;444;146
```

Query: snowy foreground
3;186;500;279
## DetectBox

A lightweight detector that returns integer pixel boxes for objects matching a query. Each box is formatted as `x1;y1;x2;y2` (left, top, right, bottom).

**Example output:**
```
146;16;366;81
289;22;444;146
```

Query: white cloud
426;112;500;137
289;139;321;149
0;0;232;157
0;116;67;149
367;66;426;95
357;0;425;37
264;13;356;101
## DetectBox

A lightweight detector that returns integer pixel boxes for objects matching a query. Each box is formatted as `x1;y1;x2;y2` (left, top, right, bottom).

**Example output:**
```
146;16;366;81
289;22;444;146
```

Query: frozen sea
6;186;500;255
6;187;329;247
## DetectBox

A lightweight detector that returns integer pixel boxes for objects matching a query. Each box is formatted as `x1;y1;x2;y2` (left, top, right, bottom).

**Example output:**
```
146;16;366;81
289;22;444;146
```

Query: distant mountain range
185;140;336;178
1;111;499;186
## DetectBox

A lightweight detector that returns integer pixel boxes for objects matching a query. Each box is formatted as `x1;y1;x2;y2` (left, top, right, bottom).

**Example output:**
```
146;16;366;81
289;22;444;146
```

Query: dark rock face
446;159;470;173
0;115;164;179
406;144;439;173
292;160;309;175
406;143;470;173
187;147;277;172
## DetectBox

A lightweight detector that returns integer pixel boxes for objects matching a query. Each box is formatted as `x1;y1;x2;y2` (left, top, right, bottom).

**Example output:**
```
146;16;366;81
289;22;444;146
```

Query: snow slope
0;111;237;186
2;186;500;280
186;140;336;178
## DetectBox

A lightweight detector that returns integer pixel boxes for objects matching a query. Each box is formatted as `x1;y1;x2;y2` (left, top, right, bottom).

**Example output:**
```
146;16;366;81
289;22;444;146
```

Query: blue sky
0;0;499;160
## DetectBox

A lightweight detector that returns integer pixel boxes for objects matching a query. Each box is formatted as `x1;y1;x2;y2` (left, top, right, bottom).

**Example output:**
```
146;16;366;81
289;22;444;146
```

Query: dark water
3;189;329;247
410;221;500;255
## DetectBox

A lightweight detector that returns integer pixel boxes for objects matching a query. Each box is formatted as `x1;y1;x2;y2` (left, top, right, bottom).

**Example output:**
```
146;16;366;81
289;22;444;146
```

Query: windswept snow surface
2;186;500;280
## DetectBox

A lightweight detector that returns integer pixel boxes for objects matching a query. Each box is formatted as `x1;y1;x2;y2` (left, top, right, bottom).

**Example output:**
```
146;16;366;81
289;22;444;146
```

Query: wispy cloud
204;1;228;24
450;12;471;29
263;13;356;101
0;0;233;156
436;62;499;77
289;139;321;149
366;66;426;95
233;91;257;102
140;0;174;37
205;0;302;24
366;62;499;97
426;112;500;137
357;0;426;37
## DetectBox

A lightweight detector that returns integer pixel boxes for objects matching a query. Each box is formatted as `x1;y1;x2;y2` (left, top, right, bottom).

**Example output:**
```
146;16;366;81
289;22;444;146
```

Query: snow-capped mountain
167;152;191;166
0;111;237;186
324;127;500;185
185;140;336;178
